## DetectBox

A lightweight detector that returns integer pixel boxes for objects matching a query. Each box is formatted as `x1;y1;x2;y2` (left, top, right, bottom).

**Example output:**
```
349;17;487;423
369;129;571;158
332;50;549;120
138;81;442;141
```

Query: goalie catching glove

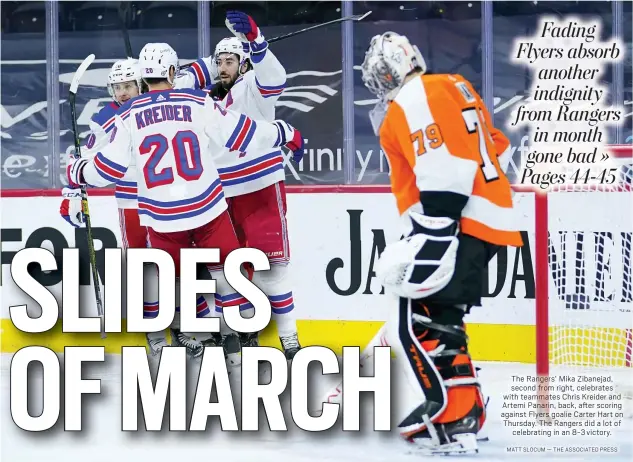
376;211;459;300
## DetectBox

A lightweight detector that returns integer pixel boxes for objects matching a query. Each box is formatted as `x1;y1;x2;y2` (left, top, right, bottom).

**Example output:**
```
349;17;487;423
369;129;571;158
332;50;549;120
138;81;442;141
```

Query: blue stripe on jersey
240;119;257;152
138;178;222;207
226;114;246;149
217;151;279;174
90;102;119;127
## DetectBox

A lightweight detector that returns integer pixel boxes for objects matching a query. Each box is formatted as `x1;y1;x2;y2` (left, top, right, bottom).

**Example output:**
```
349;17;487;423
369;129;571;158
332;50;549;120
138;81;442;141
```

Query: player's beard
219;74;237;91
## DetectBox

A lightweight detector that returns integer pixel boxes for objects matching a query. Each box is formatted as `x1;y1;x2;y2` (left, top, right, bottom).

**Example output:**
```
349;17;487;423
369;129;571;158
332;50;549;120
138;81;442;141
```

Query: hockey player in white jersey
65;43;304;362
59;58;213;359
175;11;302;359
60;59;197;357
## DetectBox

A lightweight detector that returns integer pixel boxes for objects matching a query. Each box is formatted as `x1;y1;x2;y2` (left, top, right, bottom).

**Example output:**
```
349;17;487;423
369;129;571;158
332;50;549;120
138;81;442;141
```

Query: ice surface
1;354;631;461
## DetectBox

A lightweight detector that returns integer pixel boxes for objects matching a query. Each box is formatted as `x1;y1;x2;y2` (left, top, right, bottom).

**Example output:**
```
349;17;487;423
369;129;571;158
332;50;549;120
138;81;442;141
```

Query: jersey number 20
140;130;203;188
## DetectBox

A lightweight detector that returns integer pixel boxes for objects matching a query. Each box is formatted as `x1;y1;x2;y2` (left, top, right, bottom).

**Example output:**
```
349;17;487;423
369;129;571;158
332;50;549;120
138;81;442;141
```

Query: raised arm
225;11;287;104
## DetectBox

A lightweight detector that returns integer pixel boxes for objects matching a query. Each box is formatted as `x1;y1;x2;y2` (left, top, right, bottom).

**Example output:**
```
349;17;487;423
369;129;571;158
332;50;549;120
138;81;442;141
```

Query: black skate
170;328;204;359
279;332;301;360
200;332;222;348
221;333;242;367
405;400;484;456
240;332;259;347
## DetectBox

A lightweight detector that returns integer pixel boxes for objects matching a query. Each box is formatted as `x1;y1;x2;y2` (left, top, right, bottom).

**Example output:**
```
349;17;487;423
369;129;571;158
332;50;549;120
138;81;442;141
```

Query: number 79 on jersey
409;108;501;183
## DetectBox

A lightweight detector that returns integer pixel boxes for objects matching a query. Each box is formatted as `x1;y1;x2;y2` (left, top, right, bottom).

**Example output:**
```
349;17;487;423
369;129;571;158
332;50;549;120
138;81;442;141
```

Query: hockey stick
69;54;106;339
322;324;388;405
267;10;372;44
117;1;134;58
180;11;372;70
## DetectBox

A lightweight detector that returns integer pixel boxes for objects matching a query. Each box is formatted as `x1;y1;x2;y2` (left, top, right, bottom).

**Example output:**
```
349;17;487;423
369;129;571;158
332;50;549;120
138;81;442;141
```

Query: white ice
1;354;631;461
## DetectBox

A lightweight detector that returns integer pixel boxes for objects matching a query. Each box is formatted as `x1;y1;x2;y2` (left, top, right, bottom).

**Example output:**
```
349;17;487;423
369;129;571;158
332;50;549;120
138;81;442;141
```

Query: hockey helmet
107;58;142;100
214;37;250;72
139;42;179;85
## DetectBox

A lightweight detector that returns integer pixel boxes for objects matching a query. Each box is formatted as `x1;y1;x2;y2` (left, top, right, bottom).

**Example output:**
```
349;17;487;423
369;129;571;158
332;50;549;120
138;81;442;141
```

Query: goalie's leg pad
388;298;485;441
413;302;484;429
388;297;447;436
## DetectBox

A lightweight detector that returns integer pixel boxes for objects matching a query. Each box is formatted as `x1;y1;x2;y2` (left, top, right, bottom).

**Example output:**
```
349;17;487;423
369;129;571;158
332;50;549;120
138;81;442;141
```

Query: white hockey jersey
81;89;289;233
175;45;287;197
82;101;138;209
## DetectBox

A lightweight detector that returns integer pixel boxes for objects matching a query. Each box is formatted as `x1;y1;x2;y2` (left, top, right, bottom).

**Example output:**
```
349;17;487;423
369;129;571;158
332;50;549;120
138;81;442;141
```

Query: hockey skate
146;332;168;357
405;398;485;456
200;332;222;348
221;333;242;367
279;332;301;360
170;328;206;359
239;332;259;347
145;332;168;376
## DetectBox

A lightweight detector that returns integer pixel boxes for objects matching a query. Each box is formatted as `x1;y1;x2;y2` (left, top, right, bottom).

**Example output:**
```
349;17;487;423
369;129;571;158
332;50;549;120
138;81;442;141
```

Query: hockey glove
60;187;84;227
274;120;304;163
375;211;459;300
226;10;260;43
225;11;268;59
66;155;89;187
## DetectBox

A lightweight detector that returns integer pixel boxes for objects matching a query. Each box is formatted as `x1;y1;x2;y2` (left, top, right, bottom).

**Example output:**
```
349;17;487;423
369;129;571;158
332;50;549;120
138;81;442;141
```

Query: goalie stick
69;54;106;339
179;11;372;70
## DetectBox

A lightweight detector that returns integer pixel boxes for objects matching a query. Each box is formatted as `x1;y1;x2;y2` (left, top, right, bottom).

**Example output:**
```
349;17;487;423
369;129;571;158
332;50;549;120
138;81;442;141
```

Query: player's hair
241;59;253;73
143;77;169;85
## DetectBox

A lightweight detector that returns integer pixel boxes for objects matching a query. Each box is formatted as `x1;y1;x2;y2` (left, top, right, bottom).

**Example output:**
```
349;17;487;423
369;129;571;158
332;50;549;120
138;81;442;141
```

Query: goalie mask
107;58;142;103
361;32;426;103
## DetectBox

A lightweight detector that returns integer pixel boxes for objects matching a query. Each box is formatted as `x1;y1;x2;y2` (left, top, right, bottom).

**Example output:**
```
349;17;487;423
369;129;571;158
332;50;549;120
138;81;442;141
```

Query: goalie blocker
361;32;522;455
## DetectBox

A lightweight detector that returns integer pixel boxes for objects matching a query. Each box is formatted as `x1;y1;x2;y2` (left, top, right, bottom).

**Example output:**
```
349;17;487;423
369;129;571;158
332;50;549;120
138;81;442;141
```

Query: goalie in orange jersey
361;32;524;455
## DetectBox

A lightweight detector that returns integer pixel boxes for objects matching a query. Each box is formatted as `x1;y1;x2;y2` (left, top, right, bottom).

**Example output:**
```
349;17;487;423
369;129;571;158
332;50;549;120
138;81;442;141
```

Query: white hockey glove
273;120;304;163
60;187;84;227
376;211;459;300
66;153;89;187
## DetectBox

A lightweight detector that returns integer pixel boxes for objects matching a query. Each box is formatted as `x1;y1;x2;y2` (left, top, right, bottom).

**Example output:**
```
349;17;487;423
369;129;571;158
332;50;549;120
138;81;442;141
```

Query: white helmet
139;42;179;84
107;58;142;100
214;37;249;69
361;32;426;101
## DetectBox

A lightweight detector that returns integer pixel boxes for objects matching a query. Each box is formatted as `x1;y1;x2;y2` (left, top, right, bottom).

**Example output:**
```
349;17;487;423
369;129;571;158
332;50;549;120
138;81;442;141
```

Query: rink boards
1;190;631;364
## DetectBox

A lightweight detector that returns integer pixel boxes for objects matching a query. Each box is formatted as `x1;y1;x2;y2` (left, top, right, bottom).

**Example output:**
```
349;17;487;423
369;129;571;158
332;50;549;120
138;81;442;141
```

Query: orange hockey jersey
379;74;523;247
